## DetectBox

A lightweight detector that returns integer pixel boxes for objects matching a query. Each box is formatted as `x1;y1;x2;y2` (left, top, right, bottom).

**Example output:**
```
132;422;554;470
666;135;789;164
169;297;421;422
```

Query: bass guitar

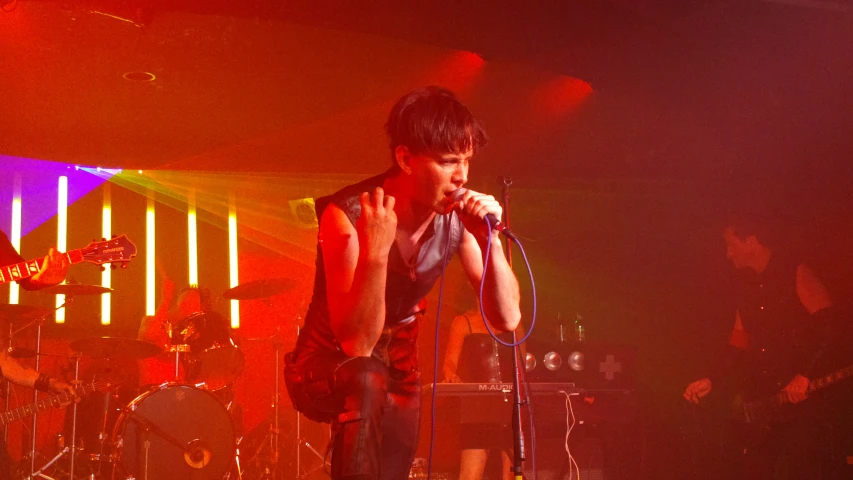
0;378;123;426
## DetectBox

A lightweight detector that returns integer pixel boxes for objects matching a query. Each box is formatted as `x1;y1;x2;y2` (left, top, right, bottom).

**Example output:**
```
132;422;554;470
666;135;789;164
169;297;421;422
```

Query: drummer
137;274;213;388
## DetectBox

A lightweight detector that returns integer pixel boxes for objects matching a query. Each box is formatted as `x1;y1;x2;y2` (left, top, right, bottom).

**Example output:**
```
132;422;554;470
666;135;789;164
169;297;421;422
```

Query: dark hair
385;86;488;162
724;212;779;248
178;285;214;312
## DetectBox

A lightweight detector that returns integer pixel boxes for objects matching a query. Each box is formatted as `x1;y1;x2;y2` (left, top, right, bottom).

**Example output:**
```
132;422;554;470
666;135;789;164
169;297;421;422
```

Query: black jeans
285;320;421;480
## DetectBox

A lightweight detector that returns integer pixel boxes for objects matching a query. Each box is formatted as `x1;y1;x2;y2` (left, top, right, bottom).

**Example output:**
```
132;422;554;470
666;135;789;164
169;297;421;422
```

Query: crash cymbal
0;304;52;321
223;278;295;300
70;337;162;359
40;284;113;296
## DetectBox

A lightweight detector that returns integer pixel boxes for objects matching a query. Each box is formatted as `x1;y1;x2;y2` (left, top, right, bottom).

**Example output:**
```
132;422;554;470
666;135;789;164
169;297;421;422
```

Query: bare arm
453;189;521;332
0;352;39;388
458;229;521;332
324;189;397;357
685;311;747;404
729;310;749;350
0;352;75;395
796;264;832;314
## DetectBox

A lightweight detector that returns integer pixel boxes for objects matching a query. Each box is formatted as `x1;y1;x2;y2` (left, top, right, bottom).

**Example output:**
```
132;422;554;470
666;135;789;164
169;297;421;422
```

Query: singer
284;86;521;480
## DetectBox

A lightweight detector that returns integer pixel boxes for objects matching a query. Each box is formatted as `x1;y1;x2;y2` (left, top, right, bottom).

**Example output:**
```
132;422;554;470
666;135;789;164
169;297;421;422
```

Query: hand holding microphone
450;188;516;240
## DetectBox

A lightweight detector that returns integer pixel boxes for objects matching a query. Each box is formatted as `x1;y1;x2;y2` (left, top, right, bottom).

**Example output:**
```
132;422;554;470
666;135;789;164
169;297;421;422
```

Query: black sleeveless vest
294;169;465;354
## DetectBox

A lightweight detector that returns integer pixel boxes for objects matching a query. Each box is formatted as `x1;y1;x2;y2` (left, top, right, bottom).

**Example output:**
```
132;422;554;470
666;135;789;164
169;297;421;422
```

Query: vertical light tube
8;176;22;305
55;176;68;323
228;196;239;328
187;190;198;286
146;194;156;316
101;183;111;325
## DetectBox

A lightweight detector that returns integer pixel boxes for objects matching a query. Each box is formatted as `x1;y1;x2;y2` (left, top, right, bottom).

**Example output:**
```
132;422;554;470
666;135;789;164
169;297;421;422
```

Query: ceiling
1;0;852;183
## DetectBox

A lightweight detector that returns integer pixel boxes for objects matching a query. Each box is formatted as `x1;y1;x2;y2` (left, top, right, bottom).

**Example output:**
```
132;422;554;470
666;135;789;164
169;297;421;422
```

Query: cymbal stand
272;333;281;480
19;297;73;479
4;322;13;443
292;326;326;480
294;411;326;480
29;313;46;477
28;446;70;480
254;329;283;479
168;344;189;381
26;351;82;480
68;352;81;480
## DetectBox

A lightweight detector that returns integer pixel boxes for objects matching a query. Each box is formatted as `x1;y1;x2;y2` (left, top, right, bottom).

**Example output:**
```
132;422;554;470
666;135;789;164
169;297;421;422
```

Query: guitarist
683;224;845;478
1;230;76;479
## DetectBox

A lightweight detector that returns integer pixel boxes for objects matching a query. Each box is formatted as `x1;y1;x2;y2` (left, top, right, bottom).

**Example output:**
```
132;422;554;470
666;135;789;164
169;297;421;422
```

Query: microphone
450;188;516;239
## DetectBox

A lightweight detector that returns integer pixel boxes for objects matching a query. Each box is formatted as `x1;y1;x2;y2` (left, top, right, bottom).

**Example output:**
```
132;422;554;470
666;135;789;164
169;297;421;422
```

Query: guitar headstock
81;235;137;268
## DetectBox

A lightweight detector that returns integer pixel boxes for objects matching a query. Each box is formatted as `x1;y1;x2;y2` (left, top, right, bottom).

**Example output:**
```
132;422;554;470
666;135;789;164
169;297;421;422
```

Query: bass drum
112;384;236;480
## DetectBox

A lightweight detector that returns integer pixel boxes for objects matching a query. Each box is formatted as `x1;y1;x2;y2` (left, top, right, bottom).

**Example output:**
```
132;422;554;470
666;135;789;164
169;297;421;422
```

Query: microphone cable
427;213;538;480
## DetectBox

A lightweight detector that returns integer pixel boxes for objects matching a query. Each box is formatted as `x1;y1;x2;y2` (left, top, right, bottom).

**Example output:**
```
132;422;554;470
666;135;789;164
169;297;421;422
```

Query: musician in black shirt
683;225;846;478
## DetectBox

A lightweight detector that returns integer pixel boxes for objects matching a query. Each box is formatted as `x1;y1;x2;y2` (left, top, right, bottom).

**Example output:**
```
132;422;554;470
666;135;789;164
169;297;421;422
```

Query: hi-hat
70;337;162;359
40;284;113;296
223;278;295;300
0;304;52;321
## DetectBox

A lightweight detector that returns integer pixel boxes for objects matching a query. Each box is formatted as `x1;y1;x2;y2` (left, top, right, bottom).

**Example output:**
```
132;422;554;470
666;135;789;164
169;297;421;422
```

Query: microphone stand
500;176;528;480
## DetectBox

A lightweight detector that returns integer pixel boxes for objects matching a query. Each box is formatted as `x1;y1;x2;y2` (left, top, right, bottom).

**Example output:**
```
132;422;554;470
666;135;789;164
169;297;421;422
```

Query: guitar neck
809;364;853;393
0;380;114;426
0;250;83;286
767;364;853;407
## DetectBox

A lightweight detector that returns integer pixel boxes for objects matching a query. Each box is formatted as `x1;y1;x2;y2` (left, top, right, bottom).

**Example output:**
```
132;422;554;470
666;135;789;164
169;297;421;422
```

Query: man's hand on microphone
454;189;503;241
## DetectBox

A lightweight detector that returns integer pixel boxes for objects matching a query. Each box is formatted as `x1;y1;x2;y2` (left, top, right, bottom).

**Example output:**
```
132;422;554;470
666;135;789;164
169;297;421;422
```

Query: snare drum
112;383;236;480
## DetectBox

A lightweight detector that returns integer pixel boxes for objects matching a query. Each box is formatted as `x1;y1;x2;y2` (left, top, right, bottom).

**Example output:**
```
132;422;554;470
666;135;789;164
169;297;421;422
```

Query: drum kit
1;277;301;480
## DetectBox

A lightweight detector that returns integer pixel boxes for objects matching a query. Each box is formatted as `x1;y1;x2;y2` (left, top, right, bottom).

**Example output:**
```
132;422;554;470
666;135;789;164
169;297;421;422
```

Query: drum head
116;384;235;480
186;344;245;391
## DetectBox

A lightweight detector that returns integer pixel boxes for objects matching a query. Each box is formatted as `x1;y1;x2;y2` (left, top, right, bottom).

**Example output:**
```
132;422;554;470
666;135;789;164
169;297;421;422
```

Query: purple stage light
0;155;113;237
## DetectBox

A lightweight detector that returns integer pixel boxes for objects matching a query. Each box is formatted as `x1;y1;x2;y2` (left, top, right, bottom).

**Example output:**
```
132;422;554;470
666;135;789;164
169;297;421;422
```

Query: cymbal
70;337;162;359
40;283;113;296
223;278;295;300
0;304;52;321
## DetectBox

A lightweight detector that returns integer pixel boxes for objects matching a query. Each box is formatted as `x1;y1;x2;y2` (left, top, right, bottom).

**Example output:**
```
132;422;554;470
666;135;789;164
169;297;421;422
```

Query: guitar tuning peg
121;263;129;269
99;266;106;272
112;234;117;239
111;264;117;270
101;237;106;242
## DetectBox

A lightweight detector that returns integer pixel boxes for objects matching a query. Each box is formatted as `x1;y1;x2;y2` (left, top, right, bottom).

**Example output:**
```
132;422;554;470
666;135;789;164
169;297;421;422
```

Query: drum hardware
1;297;74;478
243;326;326;480
167;344;191;382
111;384;236;480
166;311;244;391
20;351;84;480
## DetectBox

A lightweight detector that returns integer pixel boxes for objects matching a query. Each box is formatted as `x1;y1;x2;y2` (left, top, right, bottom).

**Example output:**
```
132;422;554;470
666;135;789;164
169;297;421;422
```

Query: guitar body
730;374;794;449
